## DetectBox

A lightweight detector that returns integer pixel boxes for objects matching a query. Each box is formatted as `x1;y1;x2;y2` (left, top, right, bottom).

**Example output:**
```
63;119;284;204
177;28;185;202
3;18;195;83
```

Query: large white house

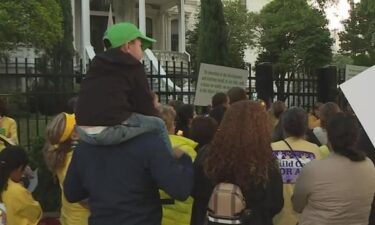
73;0;200;67
73;0;271;66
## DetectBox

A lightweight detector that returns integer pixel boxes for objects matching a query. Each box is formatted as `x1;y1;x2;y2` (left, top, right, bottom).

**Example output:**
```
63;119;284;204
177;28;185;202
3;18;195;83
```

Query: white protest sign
345;64;368;81
340;65;375;146
194;63;248;106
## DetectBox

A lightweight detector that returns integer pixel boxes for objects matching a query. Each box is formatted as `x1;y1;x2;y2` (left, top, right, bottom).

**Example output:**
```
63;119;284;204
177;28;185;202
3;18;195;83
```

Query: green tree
339;0;375;66
256;0;333;100
223;0;257;68
0;0;63;56
332;53;353;69
257;0;332;70
187;0;257;69
196;0;229;68
48;0;75;66
186;11;200;72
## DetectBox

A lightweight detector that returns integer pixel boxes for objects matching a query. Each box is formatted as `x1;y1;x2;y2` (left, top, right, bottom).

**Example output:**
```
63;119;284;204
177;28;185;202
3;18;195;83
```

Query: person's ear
120;43;130;53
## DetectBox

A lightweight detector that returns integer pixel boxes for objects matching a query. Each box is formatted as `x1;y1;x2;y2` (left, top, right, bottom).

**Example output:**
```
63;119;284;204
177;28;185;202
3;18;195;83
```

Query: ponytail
43;113;75;174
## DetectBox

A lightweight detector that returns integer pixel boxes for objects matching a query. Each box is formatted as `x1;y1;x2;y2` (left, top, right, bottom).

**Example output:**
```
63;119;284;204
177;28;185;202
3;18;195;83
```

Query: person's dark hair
320;102;340;130
211;93;228;108
168;100;184;113
204;100;275;191
281;107;308;138
0;99;8;117
272;119;284;142
327;113;365;161
190;116;218;148
271;101;286;119
312;102;323;117
0;146;29;201
227;87;247;104
356;128;375;164
175;104;195;137
209;106;226;124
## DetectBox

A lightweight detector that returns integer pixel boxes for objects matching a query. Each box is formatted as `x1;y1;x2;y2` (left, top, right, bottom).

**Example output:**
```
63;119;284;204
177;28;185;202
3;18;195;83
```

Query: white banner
345;64;368;81
340;65;375;146
194;63;248;106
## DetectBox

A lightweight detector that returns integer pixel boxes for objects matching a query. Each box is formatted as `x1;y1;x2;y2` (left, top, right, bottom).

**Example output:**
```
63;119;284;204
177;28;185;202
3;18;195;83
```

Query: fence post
255;62;273;106
316;65;337;103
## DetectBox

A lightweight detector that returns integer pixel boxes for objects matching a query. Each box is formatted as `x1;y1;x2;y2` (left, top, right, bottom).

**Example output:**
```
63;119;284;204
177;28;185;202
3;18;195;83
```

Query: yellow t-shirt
56;151;90;225
319;145;331;159
160;135;197;225
272;137;322;225
1;179;42;225
0;117;18;151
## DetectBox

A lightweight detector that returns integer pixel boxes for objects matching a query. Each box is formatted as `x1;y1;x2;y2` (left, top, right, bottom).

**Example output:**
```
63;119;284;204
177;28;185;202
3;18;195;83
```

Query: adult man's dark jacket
75;47;158;126
64;133;194;225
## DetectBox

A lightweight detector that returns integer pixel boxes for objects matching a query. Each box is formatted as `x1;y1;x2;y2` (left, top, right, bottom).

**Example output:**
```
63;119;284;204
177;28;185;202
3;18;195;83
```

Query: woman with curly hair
191;100;284;225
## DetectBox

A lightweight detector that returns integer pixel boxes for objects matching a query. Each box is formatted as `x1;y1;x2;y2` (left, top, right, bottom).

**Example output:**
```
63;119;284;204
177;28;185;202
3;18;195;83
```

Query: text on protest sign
194;63;248;106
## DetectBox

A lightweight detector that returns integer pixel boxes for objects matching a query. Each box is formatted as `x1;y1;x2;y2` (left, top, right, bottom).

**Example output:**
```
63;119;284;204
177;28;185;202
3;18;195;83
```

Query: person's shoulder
2;117;16;124
301;139;320;149
271;140;285;150
5;180;28;195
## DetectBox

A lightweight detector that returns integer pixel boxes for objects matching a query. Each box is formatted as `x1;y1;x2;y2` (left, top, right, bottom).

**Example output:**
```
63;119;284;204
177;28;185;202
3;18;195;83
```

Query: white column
160;12;166;50
178;0;186;53
71;0;76;51
139;0;146;33
81;0;91;71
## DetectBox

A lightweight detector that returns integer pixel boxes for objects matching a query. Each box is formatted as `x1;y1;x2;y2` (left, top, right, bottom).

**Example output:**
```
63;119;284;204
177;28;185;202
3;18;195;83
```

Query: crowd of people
0;22;374;225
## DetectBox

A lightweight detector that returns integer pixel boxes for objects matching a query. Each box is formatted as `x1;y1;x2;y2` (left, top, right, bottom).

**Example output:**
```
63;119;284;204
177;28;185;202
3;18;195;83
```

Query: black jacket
191;145;284;225
76;47;158;126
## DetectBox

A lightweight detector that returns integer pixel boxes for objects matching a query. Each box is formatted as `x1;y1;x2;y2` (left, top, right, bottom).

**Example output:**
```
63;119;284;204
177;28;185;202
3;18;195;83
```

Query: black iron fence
1;58;349;149
0;58;197;149
252;64;347;112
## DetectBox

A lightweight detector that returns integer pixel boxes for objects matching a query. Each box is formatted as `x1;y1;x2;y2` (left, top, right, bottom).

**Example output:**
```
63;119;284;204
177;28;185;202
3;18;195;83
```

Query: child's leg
76;126;112;145
125;113;174;155
76;114;173;155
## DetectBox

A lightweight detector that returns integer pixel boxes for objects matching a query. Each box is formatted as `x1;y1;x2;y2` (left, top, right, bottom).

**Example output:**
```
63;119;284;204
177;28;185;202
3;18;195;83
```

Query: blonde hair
157;105;176;132
43;113;75;174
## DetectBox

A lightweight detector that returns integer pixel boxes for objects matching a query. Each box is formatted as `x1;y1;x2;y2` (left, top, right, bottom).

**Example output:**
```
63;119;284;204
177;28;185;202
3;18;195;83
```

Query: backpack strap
282;140;304;168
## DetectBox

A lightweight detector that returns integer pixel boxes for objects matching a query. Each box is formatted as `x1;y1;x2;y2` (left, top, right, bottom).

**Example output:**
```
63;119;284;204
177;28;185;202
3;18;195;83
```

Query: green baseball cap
103;22;156;50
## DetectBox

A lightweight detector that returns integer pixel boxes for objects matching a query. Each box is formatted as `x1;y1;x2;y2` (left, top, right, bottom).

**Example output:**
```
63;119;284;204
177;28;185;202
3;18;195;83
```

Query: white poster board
194;63;248;106
340;65;375;146
345;64;368;81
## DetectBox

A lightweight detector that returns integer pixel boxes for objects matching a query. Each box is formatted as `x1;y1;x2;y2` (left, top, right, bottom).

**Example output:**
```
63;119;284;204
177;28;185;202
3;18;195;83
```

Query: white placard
345;64;368;81
340;65;375;146
85;45;96;60
194;63;248;106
